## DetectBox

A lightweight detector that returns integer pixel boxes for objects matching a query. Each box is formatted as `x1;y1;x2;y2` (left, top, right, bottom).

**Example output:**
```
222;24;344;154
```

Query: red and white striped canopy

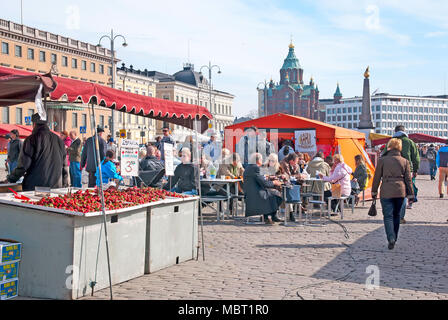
0;66;212;132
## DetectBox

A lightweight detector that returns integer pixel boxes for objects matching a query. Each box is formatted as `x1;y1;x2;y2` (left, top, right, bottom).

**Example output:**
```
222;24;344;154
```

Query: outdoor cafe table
200;178;242;220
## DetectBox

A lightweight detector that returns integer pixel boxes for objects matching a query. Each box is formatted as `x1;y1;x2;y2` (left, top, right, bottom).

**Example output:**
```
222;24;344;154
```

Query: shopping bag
368;199;377;217
331;183;342;198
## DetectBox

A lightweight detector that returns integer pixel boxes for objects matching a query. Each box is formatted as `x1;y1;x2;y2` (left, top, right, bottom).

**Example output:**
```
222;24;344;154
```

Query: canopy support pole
90;102;114;300
194;119;205;261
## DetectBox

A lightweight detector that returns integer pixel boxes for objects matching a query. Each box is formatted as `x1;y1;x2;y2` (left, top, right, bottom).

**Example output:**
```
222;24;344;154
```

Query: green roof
334;83;342;97
281;47;301;70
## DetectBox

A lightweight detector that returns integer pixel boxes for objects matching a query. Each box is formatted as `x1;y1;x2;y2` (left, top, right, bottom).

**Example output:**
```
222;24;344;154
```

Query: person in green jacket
382;125;420;223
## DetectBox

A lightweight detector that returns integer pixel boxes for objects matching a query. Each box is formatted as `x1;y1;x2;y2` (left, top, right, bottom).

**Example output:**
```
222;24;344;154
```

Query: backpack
427;150;435;161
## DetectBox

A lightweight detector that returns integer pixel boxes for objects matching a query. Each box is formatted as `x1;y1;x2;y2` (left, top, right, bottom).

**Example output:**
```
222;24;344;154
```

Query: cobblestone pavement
16;175;447;300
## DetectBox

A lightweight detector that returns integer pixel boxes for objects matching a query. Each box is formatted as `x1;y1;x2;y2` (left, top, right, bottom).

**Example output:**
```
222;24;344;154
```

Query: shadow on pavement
310;224;448;294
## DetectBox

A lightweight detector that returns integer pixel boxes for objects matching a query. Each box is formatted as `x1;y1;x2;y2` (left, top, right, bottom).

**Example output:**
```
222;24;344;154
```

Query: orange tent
224;113;375;198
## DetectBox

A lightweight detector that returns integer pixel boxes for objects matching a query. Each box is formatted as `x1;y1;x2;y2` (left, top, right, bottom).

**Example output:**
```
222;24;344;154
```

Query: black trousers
88;171;96;188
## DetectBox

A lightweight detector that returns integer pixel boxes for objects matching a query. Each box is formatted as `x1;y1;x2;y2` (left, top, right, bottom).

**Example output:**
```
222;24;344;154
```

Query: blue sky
2;0;448;117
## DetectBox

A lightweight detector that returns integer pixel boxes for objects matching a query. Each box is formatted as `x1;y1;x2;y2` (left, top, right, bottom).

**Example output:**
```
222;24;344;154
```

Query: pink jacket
323;162;353;196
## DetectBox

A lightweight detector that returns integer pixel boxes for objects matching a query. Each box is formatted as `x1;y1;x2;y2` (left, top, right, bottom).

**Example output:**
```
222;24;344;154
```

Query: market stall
224;113;376;198
0;187;198;300
0;66;211;300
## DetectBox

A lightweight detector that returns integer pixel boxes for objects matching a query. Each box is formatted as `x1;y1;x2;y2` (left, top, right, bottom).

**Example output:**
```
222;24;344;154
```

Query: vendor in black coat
5;113;68;191
243;152;283;224
163;148;198;195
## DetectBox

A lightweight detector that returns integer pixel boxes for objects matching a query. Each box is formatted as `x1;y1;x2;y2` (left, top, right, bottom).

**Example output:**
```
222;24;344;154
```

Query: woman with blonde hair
318;153;353;212
372;138;413;250
261;153;283;177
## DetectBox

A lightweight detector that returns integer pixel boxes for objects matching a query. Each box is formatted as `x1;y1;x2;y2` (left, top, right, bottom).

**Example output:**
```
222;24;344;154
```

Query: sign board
119;129;127;138
24;116;31;125
164;143;174;176
120;139;139;177
79;126;87;134
294;129;317;153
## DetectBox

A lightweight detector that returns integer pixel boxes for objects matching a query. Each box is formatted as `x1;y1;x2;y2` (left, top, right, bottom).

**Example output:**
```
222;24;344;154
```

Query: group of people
418;142;448;197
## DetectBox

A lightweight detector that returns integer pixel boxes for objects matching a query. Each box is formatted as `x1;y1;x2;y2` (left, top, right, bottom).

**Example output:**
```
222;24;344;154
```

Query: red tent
372;133;447;146
0;66;212;132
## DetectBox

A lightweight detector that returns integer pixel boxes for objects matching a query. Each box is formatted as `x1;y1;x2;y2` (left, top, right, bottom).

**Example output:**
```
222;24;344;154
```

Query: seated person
218;153;244;179
306;151;332;200
217;153;245;214
280;153;309;182
318;154;353;212
261;153;284;178
95;150;123;187
243;152;283;224
163;148;198;195
139;145;165;188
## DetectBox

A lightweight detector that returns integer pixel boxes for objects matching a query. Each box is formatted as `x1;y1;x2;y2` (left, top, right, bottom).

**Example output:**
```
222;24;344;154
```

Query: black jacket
80;135;107;173
7;139;22;163
7;124;68;191
164;163;198;193
243;164;282;216
139;156;165;188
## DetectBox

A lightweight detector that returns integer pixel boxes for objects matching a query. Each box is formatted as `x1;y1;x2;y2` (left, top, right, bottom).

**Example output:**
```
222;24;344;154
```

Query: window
82;114;87;127
62;56;68;67
81;60;87;70
2;107;9;124
27;48;34;60
72;113;78;128
108;116;112;128
99;115;104;128
72;58;77;69
90;62;96;72
28;109;34;117
38;51;46;62
108;66;112;76
1;42;9;54
99;64;104;74
16;107;23;124
15;45;22;57
51;53;57;64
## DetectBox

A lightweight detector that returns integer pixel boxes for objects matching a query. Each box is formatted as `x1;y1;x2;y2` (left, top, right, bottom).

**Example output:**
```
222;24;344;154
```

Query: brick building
258;42;323;120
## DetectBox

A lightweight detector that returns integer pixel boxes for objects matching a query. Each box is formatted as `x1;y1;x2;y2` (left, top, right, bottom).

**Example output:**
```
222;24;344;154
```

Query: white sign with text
120;139;139;177
164;143;174;176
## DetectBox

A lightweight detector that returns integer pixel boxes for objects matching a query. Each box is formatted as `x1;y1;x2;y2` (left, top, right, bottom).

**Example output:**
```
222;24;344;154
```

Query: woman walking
371;138;414;250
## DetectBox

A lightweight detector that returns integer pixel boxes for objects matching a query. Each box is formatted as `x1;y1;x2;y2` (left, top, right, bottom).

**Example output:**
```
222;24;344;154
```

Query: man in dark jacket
426;144;437;180
243;152;283;224
67;130;82;188
81;127;107;188
159;127;175;161
6;129;22;174
139;145;164;188
163;148;198;195
5;114;68;191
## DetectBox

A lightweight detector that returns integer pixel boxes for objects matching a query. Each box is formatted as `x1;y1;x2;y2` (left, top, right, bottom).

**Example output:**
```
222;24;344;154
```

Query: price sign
120;139;139;177
164;143;174;176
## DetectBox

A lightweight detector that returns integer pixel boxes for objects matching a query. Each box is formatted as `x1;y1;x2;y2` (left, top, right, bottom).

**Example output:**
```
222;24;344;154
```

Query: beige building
152;63;234;139
0;18;117;137
115;64;159;143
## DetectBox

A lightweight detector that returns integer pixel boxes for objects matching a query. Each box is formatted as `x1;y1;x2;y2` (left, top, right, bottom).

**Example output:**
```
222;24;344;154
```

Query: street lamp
257;81;268;117
200;61;221;131
98;29;128;140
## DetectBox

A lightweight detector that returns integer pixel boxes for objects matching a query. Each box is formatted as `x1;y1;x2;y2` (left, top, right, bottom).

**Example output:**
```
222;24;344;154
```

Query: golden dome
289;41;294;49
364;66;370;78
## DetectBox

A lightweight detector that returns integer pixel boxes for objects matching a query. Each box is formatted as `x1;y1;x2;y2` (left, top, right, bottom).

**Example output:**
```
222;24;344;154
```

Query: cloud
65;5;80;30
424;31;448;38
